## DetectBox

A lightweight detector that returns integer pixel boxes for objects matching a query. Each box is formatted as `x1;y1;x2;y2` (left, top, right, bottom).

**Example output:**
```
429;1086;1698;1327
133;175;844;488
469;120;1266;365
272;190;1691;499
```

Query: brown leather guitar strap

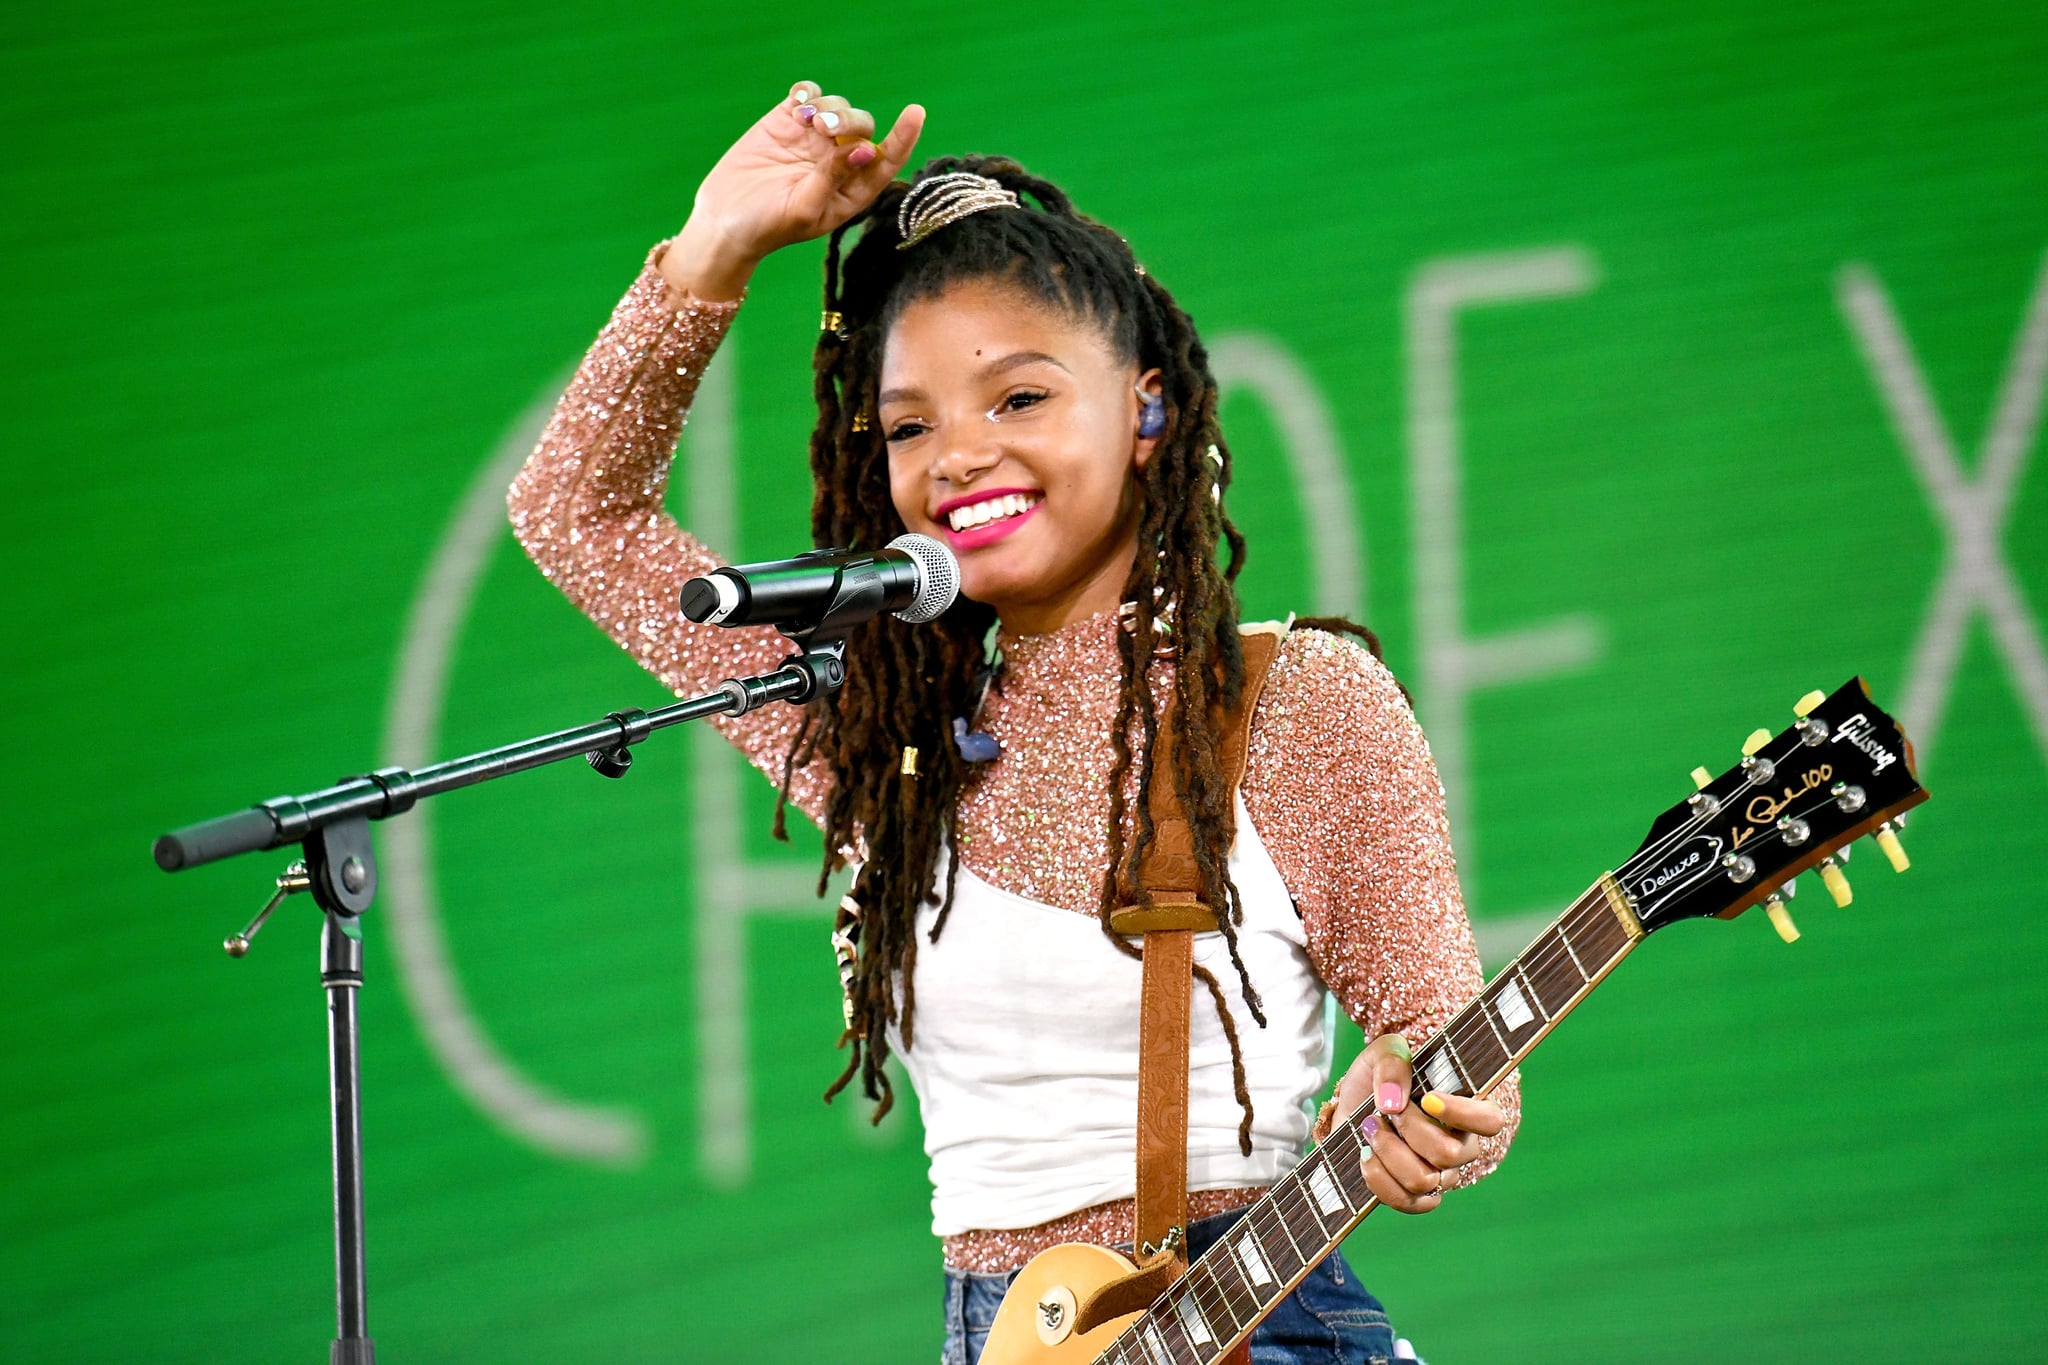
1076;625;1282;1347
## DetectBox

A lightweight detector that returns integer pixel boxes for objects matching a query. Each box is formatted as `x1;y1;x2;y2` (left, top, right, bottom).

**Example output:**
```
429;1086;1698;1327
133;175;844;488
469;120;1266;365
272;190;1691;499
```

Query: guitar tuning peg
1873;821;1910;872
1762;890;1800;943
1690;766;1713;791
1817;855;1853;907
1741;728;1772;756
1793;690;1826;718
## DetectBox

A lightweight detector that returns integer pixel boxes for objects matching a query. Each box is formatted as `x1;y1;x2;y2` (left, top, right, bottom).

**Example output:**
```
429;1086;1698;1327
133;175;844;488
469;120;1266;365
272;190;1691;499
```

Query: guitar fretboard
1094;879;1641;1365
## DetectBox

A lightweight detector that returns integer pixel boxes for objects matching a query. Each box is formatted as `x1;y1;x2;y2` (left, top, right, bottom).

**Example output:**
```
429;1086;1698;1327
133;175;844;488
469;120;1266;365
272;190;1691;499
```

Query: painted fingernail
1420;1092;1447;1118
849;143;877;167
797;104;817;122
1386;1035;1412;1062
818;110;842;132
1377;1082;1406;1112
793;86;813;102
1359;1114;1380;1139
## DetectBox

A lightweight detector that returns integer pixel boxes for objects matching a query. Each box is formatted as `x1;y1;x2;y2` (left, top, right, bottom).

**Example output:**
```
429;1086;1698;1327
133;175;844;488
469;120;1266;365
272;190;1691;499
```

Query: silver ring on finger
1430;1169;1445;1196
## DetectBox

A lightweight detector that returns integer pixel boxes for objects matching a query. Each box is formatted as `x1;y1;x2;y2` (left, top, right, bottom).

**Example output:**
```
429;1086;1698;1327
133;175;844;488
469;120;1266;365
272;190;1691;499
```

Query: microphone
680;533;959;633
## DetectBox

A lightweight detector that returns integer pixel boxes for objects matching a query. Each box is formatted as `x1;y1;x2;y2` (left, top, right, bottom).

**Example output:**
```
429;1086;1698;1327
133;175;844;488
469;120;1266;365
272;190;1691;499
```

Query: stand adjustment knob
225;861;311;957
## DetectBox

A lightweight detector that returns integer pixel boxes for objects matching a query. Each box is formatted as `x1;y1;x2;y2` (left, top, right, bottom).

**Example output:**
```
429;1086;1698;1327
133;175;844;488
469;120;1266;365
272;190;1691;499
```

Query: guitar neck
1095;878;1646;1365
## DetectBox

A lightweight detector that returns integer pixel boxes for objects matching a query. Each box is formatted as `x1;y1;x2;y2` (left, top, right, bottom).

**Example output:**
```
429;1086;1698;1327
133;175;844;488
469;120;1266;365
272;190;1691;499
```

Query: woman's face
879;277;1163;634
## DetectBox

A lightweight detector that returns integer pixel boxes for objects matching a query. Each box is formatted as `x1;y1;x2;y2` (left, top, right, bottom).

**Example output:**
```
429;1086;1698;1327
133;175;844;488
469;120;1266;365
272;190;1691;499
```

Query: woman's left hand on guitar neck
1311;1033;1508;1213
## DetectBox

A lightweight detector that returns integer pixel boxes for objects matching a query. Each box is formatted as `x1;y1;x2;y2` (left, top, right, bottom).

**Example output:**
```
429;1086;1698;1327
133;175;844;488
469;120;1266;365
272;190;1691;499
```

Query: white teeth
947;493;1038;531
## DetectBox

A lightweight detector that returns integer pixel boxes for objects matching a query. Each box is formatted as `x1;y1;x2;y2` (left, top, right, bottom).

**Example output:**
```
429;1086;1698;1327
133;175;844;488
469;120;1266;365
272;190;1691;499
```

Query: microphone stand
153;634;850;1365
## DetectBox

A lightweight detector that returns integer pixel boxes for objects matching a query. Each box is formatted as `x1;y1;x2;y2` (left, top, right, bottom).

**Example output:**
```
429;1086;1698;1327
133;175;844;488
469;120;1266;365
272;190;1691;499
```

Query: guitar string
1113;737;1888;1362
1126;890;1648;1363
1132;781;1874;1364
1126;888;1638;1358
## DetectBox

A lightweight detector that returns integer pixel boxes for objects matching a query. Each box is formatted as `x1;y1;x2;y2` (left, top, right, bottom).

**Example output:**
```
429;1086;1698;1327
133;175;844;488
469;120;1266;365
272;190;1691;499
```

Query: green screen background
6;3;2045;1360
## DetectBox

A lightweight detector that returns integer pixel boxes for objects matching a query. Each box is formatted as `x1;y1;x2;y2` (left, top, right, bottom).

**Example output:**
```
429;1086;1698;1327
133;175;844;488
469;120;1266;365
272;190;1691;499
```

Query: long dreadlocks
789;155;1262;1138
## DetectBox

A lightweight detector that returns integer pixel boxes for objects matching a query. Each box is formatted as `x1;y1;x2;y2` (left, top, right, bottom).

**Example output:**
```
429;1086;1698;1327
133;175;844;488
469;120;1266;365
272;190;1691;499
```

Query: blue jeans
940;1205;1403;1364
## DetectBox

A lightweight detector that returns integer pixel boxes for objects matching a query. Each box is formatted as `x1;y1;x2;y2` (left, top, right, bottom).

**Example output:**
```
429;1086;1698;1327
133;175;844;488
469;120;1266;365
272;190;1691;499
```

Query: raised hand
1312;1032;1507;1214
663;82;926;302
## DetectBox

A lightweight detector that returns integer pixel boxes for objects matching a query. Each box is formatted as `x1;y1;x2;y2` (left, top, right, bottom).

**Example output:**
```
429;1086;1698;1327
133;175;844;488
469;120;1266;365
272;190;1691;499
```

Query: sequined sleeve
506;238;828;819
1243;628;1520;1188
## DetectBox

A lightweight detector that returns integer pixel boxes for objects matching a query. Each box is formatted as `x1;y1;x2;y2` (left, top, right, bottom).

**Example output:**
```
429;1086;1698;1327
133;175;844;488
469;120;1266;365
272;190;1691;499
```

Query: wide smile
936;490;1044;551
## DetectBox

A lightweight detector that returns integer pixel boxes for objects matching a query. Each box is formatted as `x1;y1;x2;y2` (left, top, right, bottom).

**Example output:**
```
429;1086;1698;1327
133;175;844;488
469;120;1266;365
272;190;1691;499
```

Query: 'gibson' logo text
1830;712;1897;773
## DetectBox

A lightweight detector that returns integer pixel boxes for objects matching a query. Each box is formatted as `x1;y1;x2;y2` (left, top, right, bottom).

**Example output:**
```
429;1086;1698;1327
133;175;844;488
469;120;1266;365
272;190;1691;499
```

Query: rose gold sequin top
508;238;1521;1272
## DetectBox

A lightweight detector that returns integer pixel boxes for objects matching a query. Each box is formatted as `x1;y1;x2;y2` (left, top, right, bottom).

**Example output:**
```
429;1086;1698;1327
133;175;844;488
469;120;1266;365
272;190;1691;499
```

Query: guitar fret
1420;1042;1462;1096
1276;1174;1329;1260
1556;925;1590;979
1495;964;1543;1032
1151;1299;1196;1362
1478;968;1542;1070
1172;1287;1215;1349
1473;1009;1513;1077
1449;1016;1508;1096
1212;1239;1263;1326
1189;1255;1243;1338
1304;1153;1352;1217
1444;1035;1475;1092
1247;1201;1304;1281
1511;962;1550;1021
1474;994;1511;1055
1230;1226;1274;1290
1325;1123;1373;1205
1577;897;1632;960
1523;928;1588;1019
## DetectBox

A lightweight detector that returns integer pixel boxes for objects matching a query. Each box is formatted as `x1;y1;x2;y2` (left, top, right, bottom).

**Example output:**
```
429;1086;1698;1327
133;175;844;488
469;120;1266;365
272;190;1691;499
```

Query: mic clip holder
713;631;850;719
774;630;849;702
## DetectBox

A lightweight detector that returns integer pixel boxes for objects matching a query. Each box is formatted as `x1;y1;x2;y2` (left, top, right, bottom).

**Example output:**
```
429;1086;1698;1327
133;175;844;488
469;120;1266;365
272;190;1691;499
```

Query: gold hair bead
821;309;844;333
851;408;871;432
900;745;920;777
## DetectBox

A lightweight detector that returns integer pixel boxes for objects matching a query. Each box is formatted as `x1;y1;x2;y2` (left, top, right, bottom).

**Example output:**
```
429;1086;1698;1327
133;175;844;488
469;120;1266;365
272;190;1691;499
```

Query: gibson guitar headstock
1621;679;1928;940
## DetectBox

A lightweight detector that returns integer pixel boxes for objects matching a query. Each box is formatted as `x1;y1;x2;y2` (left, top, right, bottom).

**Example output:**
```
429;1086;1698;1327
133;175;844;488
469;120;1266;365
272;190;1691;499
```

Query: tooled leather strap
1112;626;1283;1269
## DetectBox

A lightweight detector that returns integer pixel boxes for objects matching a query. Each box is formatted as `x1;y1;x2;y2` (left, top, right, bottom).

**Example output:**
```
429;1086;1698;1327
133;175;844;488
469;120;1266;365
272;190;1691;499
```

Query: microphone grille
887;533;960;624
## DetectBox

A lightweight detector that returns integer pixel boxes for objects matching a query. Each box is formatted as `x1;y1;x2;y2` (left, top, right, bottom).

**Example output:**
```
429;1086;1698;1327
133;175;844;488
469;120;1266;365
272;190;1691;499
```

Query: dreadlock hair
793;155;1261;1142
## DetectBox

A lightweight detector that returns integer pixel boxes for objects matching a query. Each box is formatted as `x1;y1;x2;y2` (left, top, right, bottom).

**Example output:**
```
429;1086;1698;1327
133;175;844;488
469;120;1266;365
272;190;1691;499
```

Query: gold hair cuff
897;172;1021;250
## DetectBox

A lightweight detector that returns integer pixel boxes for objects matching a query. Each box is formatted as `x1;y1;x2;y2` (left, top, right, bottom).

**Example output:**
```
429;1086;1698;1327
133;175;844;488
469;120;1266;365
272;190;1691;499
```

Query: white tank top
887;791;1331;1237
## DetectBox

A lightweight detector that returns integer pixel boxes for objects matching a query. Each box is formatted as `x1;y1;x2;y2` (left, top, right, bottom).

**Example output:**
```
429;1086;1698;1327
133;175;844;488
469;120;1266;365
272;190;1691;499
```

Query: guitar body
983;1243;1255;1365
979;1243;1140;1364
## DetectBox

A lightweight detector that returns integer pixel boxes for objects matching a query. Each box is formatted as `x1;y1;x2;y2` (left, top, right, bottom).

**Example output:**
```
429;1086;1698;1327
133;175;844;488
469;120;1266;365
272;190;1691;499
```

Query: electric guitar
981;679;1928;1364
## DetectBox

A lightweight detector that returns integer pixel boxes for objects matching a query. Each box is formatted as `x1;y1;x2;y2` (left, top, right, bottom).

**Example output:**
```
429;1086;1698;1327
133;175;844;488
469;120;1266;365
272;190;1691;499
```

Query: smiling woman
505;81;1516;1365
881;280;1155;632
